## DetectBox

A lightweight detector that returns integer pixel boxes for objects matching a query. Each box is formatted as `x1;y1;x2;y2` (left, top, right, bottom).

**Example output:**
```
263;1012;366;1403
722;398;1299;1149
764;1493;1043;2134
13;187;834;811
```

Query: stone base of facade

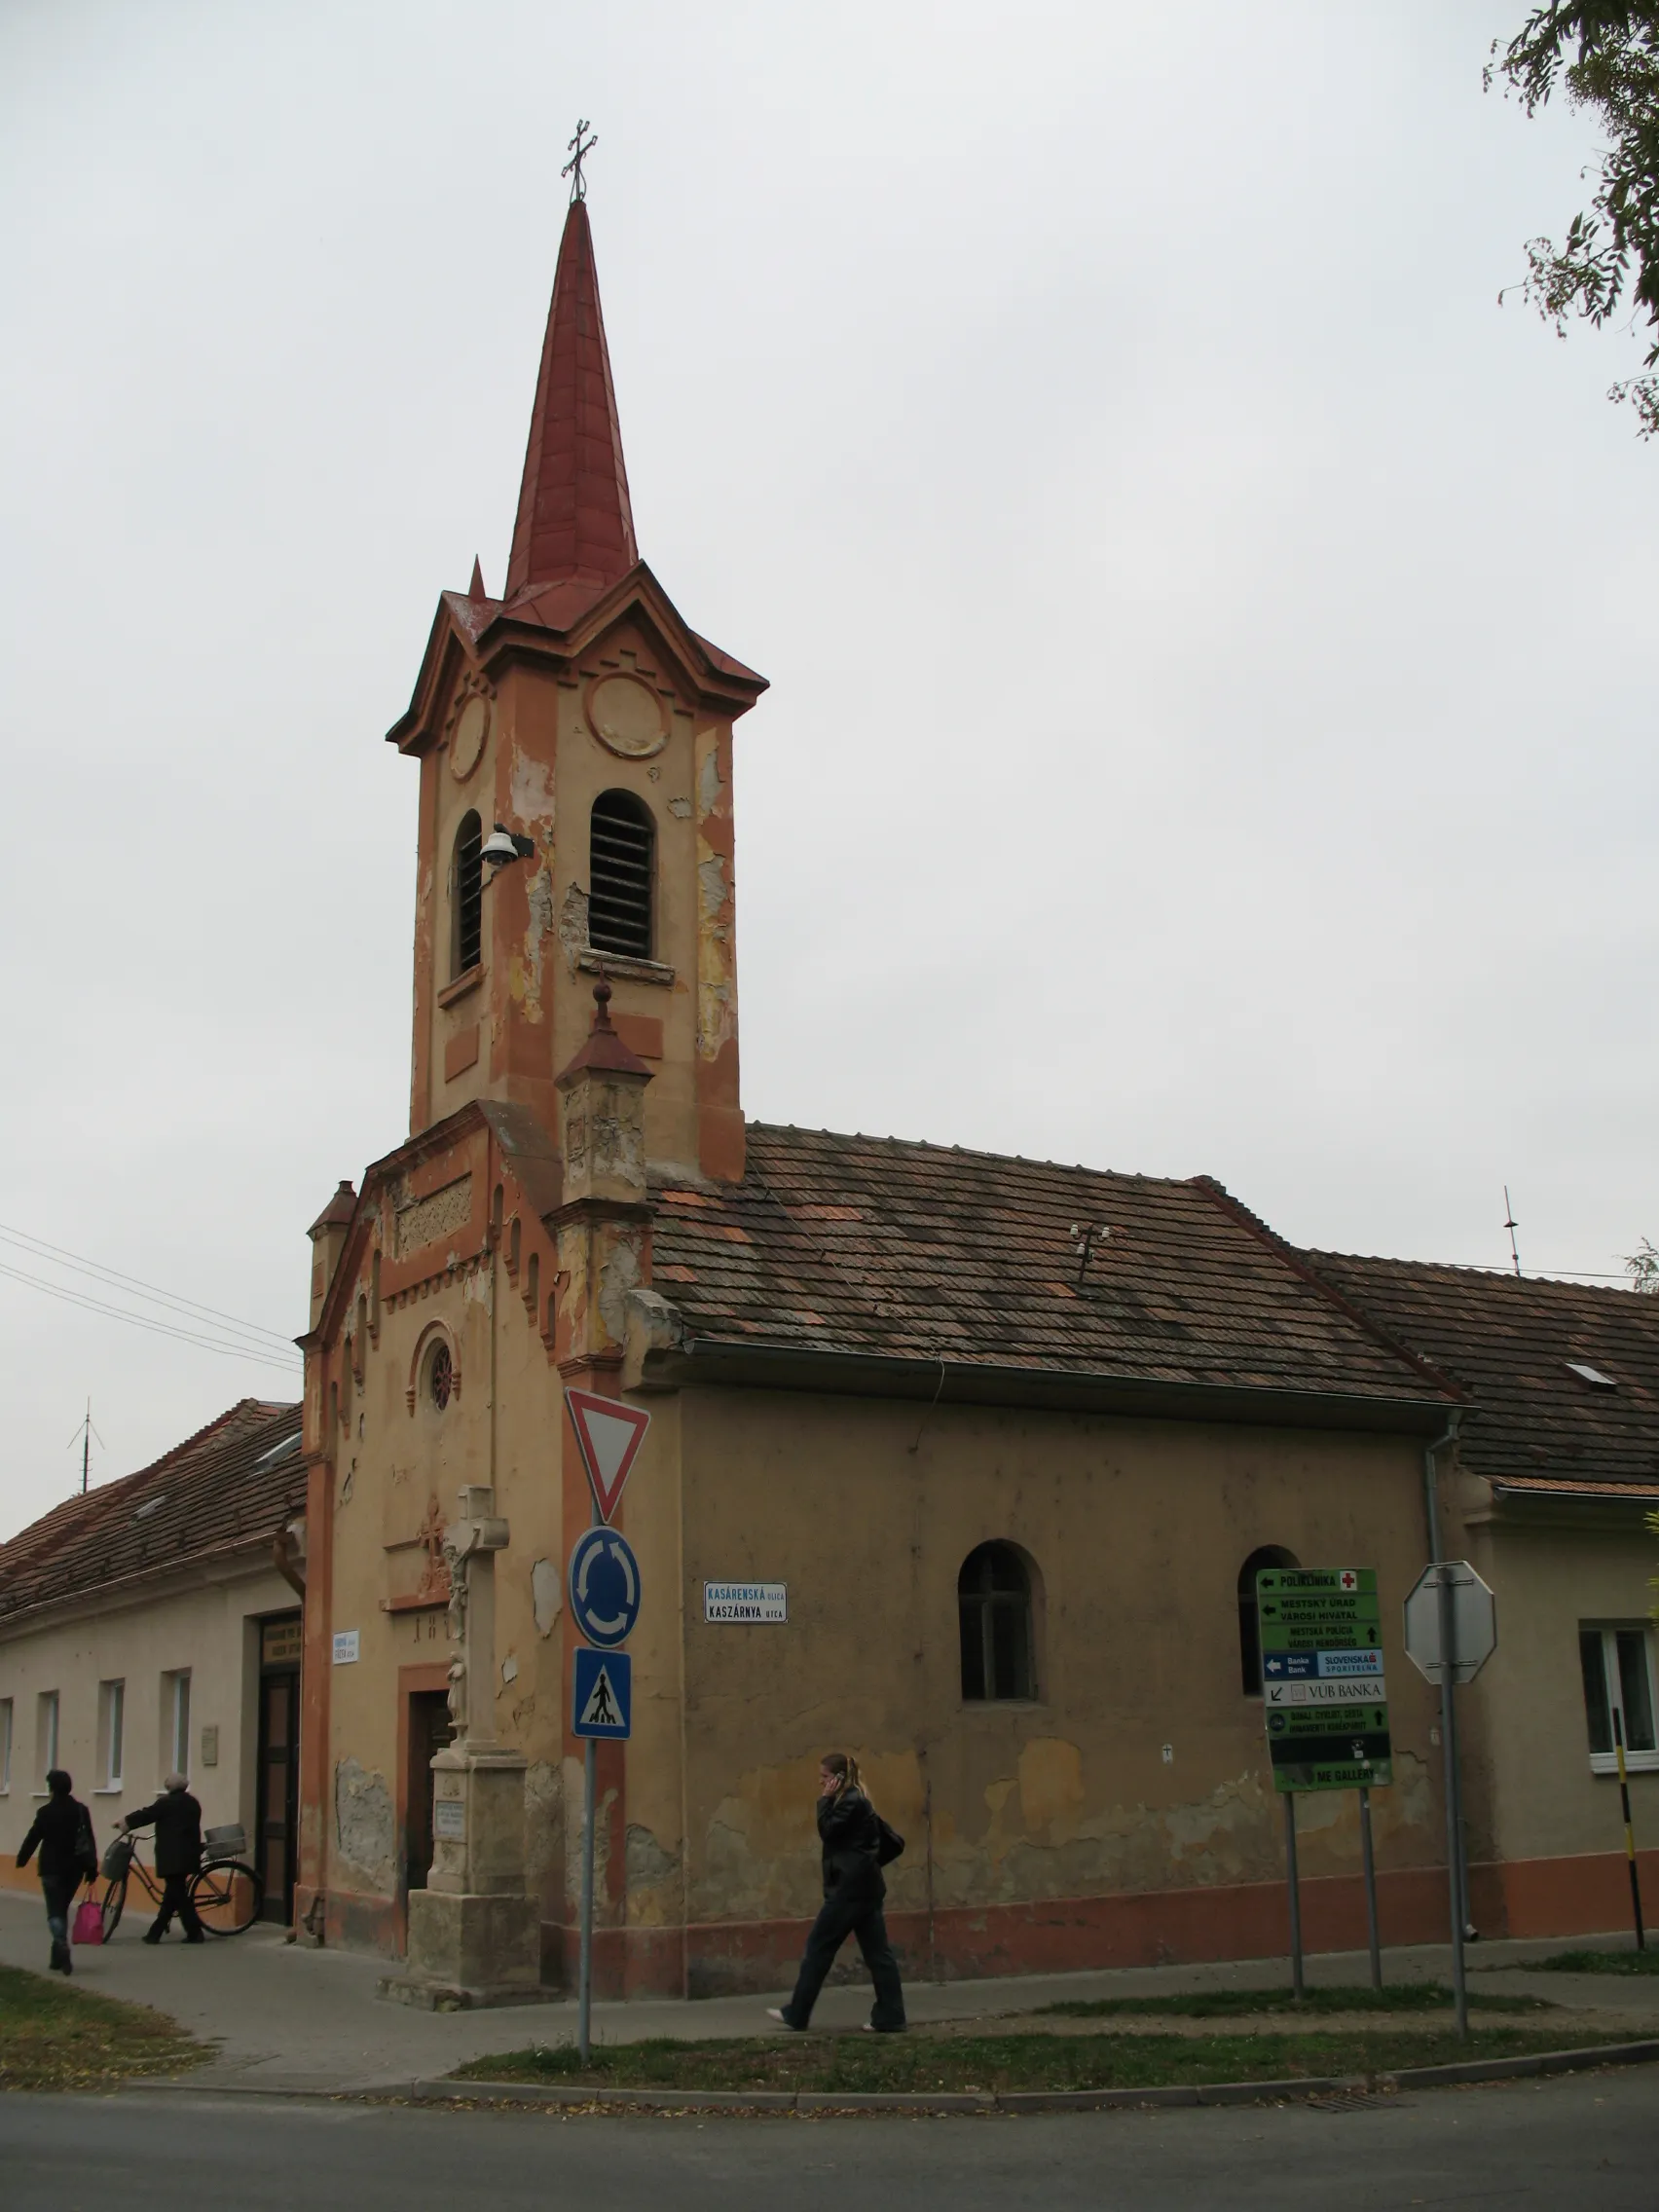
393;1885;541;2005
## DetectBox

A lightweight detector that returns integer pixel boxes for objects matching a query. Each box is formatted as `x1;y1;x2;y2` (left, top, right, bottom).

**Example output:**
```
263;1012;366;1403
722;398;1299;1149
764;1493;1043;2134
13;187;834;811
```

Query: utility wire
0;1222;296;1351
0;1259;301;1372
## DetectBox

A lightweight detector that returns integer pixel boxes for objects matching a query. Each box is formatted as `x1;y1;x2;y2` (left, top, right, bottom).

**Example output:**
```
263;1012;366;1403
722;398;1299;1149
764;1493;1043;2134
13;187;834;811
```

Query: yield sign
565;1387;650;1522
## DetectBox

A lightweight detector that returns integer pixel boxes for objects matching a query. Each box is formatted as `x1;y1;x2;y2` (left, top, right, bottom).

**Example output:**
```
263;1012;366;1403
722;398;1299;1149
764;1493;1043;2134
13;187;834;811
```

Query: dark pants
149;1872;203;1940
41;1875;77;1962
782;1885;905;2030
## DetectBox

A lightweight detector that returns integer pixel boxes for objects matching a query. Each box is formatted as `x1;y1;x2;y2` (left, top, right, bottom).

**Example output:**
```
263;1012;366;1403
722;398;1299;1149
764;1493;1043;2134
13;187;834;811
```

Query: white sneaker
765;2007;801;2029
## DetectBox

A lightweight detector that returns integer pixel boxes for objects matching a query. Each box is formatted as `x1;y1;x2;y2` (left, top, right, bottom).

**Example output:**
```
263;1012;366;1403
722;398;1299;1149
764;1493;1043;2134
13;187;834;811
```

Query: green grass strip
1035;1981;1551;2018
0;1964;205;2092
453;2023;1630;2096
1530;1947;1659;1975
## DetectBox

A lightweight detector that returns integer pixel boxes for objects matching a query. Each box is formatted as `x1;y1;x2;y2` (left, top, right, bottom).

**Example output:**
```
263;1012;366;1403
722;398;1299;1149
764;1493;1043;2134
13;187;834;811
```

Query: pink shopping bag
72;1898;103;1945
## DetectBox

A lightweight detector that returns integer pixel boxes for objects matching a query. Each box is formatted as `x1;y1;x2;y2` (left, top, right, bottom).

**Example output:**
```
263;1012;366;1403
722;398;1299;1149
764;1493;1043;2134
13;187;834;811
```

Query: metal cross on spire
562;118;598;203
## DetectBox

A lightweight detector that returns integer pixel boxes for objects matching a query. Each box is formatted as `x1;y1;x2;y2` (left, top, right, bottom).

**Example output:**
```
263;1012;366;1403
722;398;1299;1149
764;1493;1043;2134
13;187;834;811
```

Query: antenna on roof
66;1398;105;1494
1502;1187;1522;1278
1070;1221;1111;1289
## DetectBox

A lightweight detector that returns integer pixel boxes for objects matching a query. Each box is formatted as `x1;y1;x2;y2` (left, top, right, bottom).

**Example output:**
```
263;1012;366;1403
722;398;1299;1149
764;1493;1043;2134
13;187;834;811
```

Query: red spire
504;200;638;600
468;555;488;602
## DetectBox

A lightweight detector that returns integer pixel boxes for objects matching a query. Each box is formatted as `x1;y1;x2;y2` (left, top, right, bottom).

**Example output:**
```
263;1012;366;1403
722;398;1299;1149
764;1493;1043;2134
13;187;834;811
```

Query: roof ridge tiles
743;1121;1179;1188
1306;1248;1649;1300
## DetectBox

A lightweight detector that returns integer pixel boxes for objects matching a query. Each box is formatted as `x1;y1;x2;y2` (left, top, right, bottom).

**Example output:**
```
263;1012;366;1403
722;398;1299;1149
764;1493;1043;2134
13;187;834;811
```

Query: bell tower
386;193;766;1181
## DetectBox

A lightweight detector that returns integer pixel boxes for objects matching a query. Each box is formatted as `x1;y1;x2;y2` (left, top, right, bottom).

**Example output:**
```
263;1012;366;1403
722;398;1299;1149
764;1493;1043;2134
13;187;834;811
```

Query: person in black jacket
767;1751;906;2033
17;1769;97;1974
123;1772;204;1942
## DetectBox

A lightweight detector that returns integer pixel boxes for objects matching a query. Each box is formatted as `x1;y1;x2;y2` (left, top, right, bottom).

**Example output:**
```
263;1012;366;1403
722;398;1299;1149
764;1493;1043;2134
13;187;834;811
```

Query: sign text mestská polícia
704;1582;787;1623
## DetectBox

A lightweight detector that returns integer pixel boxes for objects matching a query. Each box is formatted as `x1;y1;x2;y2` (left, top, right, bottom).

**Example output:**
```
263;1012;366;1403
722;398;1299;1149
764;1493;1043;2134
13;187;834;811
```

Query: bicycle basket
203;1824;246;1863
101;1834;134;1881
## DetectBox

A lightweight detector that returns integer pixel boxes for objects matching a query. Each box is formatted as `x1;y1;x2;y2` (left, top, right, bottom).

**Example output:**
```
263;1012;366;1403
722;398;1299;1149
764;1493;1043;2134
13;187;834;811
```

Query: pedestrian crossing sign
572;1645;632;1740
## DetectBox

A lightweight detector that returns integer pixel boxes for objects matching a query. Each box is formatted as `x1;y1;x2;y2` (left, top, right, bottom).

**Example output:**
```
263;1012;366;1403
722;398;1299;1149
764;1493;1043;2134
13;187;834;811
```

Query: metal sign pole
1435;1563;1469;2039
1613;1710;1647;1952
577;1734;597;2060
576;1490;601;2064
1358;1786;1382;1991
1284;1793;1305;1999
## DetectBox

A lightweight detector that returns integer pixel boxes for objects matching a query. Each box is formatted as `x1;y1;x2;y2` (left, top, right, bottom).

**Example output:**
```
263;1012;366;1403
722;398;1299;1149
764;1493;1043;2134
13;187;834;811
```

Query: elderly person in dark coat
17;1769;96;1973
123;1772;205;1942
767;1751;906;2033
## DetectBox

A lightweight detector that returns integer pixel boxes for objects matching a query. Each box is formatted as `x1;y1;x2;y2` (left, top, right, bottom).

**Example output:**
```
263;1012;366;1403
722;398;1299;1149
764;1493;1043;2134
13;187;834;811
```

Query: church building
297;188;1474;2002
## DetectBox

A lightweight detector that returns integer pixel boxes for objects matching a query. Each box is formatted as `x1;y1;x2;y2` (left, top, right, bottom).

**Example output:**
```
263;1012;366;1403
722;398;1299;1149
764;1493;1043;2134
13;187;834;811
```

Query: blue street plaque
568;1526;642;1649
572;1646;632;1740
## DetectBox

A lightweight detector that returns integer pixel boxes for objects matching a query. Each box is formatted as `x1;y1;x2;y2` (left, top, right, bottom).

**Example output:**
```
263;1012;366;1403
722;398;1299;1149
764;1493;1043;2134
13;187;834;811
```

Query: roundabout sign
568;1525;642;1649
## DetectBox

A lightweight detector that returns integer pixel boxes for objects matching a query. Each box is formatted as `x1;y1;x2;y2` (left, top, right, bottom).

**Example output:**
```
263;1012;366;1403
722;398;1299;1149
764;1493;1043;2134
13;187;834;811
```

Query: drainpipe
1423;1410;1471;2032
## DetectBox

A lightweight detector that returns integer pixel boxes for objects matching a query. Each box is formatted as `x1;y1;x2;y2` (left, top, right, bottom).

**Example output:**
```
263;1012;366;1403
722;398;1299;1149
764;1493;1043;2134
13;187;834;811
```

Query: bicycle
99;1825;263;1939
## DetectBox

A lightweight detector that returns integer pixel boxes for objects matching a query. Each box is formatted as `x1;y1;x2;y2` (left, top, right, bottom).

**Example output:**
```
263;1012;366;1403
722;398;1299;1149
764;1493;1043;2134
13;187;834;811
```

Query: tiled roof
647;1125;1444;1405
0;1399;304;1633
1305;1253;1659;1491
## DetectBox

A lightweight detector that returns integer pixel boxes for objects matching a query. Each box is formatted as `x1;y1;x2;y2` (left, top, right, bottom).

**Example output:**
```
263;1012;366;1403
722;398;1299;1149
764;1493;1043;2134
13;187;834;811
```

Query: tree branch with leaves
1489;5;1659;434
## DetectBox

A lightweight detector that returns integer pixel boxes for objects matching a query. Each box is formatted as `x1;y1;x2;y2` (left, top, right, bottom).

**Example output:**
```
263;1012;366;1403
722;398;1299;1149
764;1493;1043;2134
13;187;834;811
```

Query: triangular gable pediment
311;1100;565;1348
386;562;765;756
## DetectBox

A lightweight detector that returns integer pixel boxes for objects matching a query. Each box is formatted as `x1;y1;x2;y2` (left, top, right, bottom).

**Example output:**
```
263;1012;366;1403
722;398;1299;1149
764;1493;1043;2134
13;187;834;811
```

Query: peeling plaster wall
674;1388;1448;1935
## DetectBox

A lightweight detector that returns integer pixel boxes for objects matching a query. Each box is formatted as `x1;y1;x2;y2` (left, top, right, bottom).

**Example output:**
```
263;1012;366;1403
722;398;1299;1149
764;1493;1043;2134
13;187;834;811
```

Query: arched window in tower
1237;1545;1300;1695
958;1542;1037;1703
588;791;654;959
451;810;483;977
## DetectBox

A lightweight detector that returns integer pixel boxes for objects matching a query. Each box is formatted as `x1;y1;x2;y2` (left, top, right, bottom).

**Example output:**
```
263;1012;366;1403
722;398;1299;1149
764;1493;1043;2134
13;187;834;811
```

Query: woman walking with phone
767;1751;906;2034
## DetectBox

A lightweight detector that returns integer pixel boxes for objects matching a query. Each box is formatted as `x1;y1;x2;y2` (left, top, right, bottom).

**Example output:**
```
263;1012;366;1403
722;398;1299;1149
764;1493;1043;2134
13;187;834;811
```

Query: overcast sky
1;2;1653;1539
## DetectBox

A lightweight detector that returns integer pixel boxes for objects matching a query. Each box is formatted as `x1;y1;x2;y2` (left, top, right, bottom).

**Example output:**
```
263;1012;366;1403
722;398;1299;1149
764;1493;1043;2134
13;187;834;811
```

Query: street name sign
1256;1567;1390;1792
565;1388;650;1523
572;1647;632;1740
569;1527;642;1649
1403;1561;1496;1686
704;1582;787;1622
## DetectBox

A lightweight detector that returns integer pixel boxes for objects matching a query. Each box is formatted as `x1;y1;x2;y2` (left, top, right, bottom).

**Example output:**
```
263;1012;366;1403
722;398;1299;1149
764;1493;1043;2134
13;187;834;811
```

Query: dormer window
589;791;653;959
451;810;483;977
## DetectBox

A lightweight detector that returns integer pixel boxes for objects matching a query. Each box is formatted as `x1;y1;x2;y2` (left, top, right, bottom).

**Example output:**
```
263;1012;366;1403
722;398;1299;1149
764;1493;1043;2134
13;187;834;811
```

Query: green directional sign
1255;1567;1381;1651
1257;1568;1390;1793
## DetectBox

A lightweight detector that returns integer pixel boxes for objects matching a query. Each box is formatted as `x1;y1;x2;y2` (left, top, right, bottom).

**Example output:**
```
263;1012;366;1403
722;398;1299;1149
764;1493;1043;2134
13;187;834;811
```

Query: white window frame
37;1689;59;1789
1581;1623;1659;1776
0;1698;12;1792
165;1669;192;1781
97;1678;126;1791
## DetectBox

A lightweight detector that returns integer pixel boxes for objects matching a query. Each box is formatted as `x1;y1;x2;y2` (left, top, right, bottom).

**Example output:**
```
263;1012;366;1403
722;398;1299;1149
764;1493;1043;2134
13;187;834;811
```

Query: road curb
414;2039;1659;2116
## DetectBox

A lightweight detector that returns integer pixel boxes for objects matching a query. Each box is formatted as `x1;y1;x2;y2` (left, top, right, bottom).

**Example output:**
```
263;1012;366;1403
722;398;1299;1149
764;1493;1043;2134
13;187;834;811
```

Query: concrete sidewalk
3;1889;1653;2095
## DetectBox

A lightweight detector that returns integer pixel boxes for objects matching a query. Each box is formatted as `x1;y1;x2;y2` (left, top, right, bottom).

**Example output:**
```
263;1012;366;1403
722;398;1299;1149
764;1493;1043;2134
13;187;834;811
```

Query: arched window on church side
451;809;483;977
1237;1545;1300;1695
588;791;654;960
959;1542;1037;1703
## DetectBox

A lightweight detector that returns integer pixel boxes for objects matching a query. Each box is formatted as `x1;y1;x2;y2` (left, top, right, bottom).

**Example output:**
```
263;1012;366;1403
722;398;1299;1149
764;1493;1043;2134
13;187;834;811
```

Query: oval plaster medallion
586;672;667;759
450;694;490;781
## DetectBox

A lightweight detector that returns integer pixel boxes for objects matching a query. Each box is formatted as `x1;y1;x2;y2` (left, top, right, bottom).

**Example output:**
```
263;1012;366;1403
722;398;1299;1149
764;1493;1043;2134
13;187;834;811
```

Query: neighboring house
0;1398;306;1923
1306;1254;1659;1939
293;190;1472;1999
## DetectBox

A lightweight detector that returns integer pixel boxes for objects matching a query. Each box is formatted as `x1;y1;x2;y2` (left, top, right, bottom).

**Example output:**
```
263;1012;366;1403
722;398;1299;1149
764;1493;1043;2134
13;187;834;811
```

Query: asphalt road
3;2071;1656;2211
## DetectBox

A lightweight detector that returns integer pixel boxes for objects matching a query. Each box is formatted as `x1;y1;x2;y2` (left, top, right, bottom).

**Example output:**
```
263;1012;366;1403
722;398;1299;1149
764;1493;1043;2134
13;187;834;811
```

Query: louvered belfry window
452;810;483;977
589;791;654;959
